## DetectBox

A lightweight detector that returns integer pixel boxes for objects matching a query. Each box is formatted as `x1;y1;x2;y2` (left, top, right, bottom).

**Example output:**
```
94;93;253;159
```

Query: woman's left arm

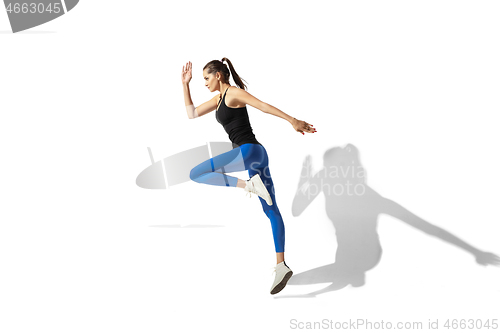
234;89;316;135
380;197;500;266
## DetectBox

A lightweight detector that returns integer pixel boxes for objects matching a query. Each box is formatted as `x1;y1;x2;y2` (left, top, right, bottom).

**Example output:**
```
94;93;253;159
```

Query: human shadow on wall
276;143;500;298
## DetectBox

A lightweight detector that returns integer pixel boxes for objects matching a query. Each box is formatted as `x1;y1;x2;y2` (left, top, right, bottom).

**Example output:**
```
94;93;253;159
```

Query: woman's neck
219;83;231;96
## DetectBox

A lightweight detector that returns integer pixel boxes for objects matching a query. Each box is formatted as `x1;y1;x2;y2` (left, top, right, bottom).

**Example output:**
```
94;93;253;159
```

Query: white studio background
1;1;499;332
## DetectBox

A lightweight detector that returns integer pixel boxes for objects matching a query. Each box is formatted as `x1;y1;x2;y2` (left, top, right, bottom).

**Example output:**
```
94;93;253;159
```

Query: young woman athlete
181;58;316;294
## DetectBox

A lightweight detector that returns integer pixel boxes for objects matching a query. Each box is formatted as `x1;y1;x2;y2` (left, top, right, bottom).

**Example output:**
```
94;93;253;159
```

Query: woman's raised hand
181;61;193;85
298;155;313;188
292;118;316;135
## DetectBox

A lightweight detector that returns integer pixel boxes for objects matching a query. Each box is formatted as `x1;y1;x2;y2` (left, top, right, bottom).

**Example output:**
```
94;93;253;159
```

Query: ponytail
221;57;248;90
203;58;248;90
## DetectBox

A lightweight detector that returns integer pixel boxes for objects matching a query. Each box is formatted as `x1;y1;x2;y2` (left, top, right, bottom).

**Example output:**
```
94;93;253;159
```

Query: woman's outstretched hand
181;61;193;85
292;118;316;135
474;250;500;266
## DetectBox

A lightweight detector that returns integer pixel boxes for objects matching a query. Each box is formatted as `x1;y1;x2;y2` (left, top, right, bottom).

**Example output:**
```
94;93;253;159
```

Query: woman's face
203;69;220;93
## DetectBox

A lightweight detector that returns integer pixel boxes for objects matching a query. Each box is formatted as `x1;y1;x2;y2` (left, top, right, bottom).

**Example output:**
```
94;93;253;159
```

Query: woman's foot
270;261;293;295
244;174;273;206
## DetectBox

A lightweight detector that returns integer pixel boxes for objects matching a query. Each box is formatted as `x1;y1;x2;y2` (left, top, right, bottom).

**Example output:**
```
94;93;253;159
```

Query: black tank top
216;87;262;149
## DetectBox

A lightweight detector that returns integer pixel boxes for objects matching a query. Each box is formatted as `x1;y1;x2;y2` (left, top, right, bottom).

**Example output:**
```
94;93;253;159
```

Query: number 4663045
6;3;62;14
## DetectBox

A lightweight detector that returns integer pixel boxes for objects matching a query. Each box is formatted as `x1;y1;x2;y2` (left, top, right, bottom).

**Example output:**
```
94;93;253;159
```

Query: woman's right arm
181;62;197;119
181;61;217;119
292;156;324;217
183;83;218;119
183;83;197;119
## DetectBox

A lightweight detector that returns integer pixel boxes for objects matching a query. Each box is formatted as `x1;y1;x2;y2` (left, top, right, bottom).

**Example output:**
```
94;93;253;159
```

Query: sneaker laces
271;262;289;275
244;180;256;198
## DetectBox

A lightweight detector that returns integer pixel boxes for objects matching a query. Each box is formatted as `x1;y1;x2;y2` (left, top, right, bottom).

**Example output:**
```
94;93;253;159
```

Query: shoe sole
252;174;273;206
270;271;293;295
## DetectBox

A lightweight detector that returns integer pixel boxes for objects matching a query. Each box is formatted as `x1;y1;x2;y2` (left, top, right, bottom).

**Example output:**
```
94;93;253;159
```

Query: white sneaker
244;174;273;206
270;261;293;295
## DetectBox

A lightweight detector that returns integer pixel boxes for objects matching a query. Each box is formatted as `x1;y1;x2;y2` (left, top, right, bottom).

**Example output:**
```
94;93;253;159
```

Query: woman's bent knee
189;166;201;181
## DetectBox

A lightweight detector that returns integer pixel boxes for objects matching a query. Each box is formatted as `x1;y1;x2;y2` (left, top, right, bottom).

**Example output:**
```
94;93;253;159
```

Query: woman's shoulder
227;85;244;94
226;86;247;108
226;86;249;101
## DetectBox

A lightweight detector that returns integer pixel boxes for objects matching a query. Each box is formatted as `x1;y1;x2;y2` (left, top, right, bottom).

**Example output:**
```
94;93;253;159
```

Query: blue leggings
189;143;285;253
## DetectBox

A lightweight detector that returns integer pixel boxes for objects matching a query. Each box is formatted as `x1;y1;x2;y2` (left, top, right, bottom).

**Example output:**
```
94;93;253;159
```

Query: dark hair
203;57;248;90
